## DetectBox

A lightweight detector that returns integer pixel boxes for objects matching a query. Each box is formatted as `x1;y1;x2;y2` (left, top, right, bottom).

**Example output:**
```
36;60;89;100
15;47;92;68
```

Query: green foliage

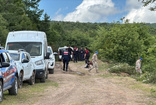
0;14;8;46
139;0;156;11
92;23;153;65
108;63;135;75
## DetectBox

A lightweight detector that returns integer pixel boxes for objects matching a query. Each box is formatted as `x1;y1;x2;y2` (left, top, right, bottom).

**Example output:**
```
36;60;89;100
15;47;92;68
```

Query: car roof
0;50;9;54
58;46;73;50
8;50;19;53
8;50;25;54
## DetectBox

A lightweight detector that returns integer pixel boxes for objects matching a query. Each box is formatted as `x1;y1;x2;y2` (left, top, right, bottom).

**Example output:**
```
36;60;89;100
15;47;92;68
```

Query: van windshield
7;42;42;56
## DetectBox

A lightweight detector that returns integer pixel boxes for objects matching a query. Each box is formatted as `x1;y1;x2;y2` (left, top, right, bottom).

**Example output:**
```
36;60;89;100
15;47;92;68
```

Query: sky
39;0;156;23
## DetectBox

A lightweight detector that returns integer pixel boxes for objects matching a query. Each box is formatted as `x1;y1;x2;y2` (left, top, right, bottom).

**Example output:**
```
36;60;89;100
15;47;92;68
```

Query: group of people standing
62;45;143;74
72;46;86;62
62;46;99;73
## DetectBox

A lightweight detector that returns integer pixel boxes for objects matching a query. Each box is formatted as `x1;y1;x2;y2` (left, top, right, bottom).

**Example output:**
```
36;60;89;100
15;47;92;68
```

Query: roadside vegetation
1;80;58;105
1;0;156;90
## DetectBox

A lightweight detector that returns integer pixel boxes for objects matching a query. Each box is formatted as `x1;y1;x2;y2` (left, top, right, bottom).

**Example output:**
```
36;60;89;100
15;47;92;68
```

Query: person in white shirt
89;51;98;73
136;57;142;74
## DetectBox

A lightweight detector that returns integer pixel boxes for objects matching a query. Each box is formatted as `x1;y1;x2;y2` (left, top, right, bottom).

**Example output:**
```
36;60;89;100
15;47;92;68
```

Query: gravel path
33;62;154;105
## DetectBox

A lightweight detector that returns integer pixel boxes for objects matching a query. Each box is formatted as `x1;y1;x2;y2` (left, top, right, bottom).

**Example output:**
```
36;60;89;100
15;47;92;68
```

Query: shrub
108;63;135;75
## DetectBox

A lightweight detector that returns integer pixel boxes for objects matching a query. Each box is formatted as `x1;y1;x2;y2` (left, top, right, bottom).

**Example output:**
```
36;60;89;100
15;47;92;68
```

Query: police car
0;50;18;102
9;50;36;88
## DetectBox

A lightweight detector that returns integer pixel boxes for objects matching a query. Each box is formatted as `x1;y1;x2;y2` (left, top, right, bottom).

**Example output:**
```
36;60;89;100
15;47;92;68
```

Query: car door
25;53;32;77
1;52;12;88
50;48;55;67
22;53;29;78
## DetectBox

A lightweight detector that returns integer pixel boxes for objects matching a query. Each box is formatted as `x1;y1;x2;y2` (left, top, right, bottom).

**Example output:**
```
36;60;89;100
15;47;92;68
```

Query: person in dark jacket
84;47;90;68
62;48;71;72
73;46;78;63
79;47;84;61
68;46;73;61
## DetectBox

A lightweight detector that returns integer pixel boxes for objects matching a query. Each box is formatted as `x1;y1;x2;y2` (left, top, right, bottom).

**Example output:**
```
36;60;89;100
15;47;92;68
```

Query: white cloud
55;8;62;15
54;0;118;22
53;14;64;21
125;0;156;23
126;0;142;10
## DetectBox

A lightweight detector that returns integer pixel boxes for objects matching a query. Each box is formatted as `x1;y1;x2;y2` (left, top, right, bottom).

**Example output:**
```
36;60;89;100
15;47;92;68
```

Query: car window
24;53;30;61
22;53;26;59
3;53;10;63
48;48;52;54
0;56;2;68
6;53;12;61
0;53;5;62
10;53;20;61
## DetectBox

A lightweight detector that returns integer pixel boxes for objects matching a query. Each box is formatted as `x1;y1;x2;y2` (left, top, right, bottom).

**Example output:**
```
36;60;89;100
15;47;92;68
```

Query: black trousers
63;59;69;71
73;55;78;62
85;58;89;68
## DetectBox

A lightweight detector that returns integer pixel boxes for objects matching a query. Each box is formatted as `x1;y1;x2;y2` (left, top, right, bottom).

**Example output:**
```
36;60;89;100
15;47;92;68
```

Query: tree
0;14;8;46
92;23;153;65
39;13;51;33
139;0;156;10
0;0;36;31
23;0;44;29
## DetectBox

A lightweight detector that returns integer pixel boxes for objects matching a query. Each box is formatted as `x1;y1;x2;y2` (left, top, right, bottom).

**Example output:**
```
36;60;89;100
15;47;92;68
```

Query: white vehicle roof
58;46;73;51
8;50;26;54
6;31;46;42
48;46;51;49
0;47;4;49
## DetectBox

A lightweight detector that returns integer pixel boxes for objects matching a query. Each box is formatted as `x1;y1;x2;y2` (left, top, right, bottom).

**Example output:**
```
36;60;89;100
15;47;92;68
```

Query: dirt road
33;62;155;105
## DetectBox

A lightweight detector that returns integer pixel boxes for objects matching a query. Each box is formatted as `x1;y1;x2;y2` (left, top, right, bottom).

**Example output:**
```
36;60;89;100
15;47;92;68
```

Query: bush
108;63;135;75
135;72;151;83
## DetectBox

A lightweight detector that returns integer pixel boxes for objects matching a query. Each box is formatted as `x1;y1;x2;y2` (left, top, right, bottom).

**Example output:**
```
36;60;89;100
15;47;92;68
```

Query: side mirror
53;52;58;55
22;59;29;63
45;52;50;59
2;62;10;67
49;54;53;59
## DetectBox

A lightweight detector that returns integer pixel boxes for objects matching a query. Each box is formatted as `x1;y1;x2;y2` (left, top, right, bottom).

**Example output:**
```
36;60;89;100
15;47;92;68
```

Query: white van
5;31;48;82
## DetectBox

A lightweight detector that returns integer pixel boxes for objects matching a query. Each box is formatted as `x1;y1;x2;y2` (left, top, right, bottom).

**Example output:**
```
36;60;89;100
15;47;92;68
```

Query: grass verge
1;80;58;105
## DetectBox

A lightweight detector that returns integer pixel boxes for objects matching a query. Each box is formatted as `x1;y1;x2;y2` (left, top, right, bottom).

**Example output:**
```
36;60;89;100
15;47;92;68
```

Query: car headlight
35;60;43;65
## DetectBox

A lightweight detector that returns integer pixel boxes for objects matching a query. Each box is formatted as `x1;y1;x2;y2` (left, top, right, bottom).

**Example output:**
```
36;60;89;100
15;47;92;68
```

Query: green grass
1;80;58;105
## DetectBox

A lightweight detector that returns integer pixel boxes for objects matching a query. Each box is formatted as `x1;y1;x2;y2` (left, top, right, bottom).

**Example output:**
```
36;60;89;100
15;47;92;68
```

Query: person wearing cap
135;57;142;74
89;51;99;73
62;48;71;72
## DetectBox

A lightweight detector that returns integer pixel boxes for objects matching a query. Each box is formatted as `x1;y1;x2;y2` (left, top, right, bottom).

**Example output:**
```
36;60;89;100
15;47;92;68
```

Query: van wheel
0;81;3;102
40;73;46;83
9;76;18;95
29;72;35;85
18;72;23;88
46;70;49;79
49;69;54;74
